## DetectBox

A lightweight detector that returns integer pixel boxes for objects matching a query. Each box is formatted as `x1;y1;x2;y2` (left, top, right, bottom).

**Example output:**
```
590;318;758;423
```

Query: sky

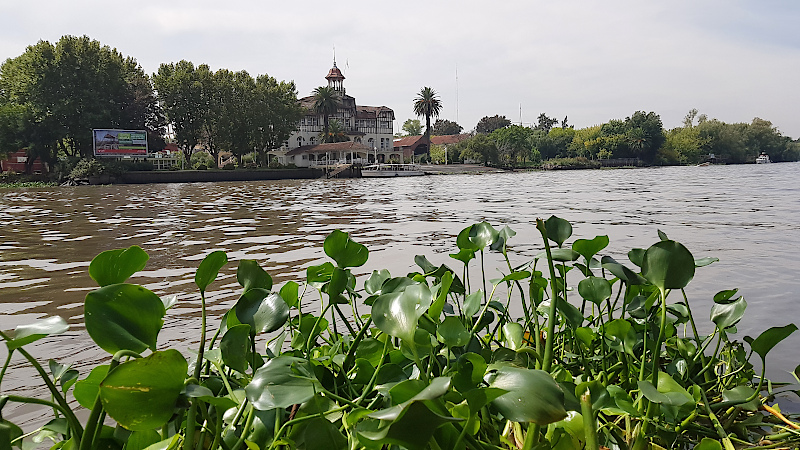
1;0;799;138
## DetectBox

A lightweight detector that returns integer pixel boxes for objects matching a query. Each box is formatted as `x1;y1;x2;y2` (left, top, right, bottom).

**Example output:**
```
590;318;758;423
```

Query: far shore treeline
0;35;798;179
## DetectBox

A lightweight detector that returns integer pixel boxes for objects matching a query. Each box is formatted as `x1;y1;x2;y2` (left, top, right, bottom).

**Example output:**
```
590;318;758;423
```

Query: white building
272;61;397;167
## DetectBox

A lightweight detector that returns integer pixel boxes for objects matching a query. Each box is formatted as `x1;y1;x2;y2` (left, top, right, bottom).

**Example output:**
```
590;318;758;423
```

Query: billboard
93;129;148;157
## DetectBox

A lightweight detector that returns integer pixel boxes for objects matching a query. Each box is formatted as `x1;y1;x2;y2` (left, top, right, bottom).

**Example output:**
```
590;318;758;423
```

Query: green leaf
89;246;149;287
324;230;369;268
537;248;580;262
449;248;475;264
307;262;334;284
721;386;759;411
298;417;347;450
194;250;227;293
463;290;482;317
246;356;319;410
577;277;612;305
545;216;572;247
486;365;567;424
713;289;739;304
74;365;110;408
0;420;22;450
220;324;251;373
99;350;188;431
84;284;165;354
496;271;531;284
372;283;433;342
746;324;798;362
502;323;524;350
125;430;162;450
465;387;508;414
601;256;647;285
429;271;453;321
572;235;609;262
695;257;719;267
627;248;646;267
237;259;272;293
6;316;68;350
453;352;488;393
469;221;499;250
456;225;479;251
235;288;289;334
437;316;470;348
710;296;747;329
490;225;517;253
49;359;79;392
694;438;723;450
365;269;391;295
359;401;460;450
369;377;452;420
642;240;695;293
279;281;300;307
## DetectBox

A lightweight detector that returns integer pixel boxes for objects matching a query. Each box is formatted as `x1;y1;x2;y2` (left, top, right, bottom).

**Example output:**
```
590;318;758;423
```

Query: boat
755;152;771;164
361;163;425;177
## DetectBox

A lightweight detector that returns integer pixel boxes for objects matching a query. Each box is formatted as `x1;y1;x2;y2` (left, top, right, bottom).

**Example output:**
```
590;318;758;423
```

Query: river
1;162;799;425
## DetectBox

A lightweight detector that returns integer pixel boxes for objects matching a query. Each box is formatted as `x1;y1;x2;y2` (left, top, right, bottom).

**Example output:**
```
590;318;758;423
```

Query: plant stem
536;218;560;373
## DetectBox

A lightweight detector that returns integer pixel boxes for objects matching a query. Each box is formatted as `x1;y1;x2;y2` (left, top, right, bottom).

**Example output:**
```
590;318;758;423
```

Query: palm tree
312;86;341;142
413;87;442;158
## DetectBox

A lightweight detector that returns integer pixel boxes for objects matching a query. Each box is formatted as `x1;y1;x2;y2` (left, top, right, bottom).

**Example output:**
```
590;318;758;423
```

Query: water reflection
1;163;799;424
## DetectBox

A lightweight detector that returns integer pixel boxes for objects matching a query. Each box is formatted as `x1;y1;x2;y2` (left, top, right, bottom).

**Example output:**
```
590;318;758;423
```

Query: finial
333;45;337;68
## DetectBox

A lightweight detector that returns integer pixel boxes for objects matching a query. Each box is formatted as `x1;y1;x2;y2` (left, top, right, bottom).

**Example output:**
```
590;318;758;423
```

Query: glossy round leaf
486;365;567;424
577;277;612;304
99;349;188;431
710;296;747;329
237;259;272;293
84;283;165;354
220;324;251;373
572;235;609;261
642;240;695;293
365;269;391;295
73;364;110;409
437;316;470;347
463;290;482;317
456;225;480;251
279;281;300;307
299;417;347;450
502;322;524;350
372;283;433;342
468;221;499;250
246;356;319;410
453;352;488;393
6;316;68;350
235;288;289;334
194;250;227;293
746;324;798;361
545;216;572;247
89;246;149;287
323;230;369;268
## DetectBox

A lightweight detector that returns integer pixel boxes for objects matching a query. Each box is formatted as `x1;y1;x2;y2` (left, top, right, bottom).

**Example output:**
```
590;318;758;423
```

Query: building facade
272;62;397;167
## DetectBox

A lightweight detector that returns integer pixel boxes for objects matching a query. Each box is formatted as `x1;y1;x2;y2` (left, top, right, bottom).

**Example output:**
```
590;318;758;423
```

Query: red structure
1;150;44;174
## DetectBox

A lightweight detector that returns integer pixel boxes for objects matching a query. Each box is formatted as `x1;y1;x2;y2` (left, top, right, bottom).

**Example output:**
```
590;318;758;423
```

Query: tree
400;119;422;136
324;120;350;143
476;115;511;134
153;60;208;165
0;35;162;169
490;125;534;166
432;119;462;136
251;75;302;166
534;113;558;133
460;134;499;165
312;86;341;142
413;87;442;155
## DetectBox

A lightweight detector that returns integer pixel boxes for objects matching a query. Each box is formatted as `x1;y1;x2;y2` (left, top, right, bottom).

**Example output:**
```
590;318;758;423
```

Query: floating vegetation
2;217;798;449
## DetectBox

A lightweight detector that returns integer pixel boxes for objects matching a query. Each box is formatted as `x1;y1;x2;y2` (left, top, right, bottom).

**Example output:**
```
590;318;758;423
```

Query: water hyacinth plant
1;217;799;450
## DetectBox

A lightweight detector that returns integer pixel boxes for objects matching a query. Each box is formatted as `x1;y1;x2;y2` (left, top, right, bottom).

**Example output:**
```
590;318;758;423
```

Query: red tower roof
326;63;345;81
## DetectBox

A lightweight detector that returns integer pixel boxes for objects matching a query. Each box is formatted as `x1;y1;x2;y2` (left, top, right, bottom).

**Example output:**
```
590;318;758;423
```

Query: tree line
415;110;799;166
0;35;302;172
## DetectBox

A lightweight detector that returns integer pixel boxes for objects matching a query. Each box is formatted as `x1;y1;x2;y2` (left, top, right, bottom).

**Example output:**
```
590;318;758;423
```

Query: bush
222;163;235;170
68;158;105;179
542;156;601;170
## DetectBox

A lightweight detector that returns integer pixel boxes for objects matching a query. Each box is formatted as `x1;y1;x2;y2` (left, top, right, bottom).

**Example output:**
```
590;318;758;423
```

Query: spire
325;50;345;93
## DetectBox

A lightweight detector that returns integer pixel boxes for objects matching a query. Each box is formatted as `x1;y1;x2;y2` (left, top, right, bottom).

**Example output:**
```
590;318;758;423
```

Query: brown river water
1;162;799;426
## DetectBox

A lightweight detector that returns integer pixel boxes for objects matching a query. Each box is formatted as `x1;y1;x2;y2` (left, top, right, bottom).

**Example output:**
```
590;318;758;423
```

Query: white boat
361;163;425;177
755;152;771;164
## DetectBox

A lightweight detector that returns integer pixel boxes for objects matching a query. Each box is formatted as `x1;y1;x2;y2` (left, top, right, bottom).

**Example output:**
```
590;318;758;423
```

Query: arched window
297;136;303;146
310;137;316;145
367;137;374;149
355;137;361;143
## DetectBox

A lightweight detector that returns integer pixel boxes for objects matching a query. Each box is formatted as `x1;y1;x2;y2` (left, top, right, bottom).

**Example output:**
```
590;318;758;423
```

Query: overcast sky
2;0;798;138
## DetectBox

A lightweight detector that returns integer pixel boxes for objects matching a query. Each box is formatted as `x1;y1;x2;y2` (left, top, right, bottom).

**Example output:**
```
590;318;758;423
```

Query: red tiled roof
285;141;371;156
326;65;345;80
392;136;425;147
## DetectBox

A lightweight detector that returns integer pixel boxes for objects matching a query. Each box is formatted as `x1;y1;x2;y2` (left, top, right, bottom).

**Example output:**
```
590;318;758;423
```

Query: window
297;137;303;146
310;137;316;145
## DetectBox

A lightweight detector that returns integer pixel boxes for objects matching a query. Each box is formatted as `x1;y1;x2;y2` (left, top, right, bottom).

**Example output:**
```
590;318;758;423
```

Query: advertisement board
93;129;148;156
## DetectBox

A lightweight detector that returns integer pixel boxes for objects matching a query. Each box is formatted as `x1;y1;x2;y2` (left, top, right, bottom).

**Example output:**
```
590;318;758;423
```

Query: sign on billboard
93;129;148;157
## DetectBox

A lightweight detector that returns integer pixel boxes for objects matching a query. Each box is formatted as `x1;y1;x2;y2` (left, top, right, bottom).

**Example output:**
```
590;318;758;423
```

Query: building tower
326;60;345;94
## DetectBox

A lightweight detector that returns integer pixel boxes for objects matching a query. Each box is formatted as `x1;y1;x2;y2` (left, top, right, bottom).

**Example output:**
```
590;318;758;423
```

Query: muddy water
2;162;799;425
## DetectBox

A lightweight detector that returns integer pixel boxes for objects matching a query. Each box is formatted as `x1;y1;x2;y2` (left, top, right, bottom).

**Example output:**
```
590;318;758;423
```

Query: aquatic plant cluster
2;217;799;449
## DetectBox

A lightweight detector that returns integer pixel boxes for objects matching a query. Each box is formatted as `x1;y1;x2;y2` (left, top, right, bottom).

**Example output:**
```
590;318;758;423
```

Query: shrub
222;163;235;170
68;158;105;179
